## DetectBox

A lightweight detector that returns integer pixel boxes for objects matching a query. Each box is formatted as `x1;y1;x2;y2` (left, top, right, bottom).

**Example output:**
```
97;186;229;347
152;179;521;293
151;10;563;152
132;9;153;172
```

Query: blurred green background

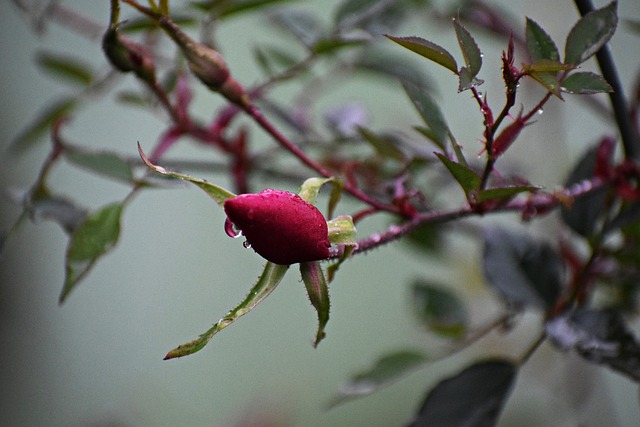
1;1;640;426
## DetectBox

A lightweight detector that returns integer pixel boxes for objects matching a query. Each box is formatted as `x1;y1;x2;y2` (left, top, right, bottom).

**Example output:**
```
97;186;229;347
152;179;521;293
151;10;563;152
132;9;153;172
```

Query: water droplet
243;241;252;249
537;108;544;115
224;217;242;238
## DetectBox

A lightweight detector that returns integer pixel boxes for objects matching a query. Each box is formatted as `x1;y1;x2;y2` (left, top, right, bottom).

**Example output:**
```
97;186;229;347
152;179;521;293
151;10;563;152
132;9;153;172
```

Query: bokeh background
2;1;640;426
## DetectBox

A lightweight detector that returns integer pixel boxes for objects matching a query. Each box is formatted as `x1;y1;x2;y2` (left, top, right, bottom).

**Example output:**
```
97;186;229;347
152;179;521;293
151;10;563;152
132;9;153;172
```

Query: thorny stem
573;0;640;160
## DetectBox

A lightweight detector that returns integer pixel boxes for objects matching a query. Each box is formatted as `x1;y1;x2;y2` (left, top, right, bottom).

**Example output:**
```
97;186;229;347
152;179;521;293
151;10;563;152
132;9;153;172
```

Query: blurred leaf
354;51;430;87
253;45;300;77
190;0;297;19
525;18;559;62
300;261;330;347
358;127;406;161
334;0;407;34
312;32;371;54
36;52;93;86
561;71;613;94
546;307;640;382
412;281;468;338
121;15;196;33
625;18;640;35
453;19;483;91
60;202;123;303
11;98;77;152
164;262;289;359
138;144;235;206
385;35;458;74
408;359;517;427
483;227;563;310
65;150;134;182
560;145;610;236
329;349;429;406
271;9;323;46
403;81;450;150
435;153;480;198
115;90;149;107
405;221;443;254
564;1;617;65
476;185;541;203
27;190;88;233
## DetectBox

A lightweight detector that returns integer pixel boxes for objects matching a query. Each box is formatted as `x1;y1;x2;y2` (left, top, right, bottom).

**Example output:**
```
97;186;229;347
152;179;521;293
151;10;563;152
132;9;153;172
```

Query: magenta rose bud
224;189;331;265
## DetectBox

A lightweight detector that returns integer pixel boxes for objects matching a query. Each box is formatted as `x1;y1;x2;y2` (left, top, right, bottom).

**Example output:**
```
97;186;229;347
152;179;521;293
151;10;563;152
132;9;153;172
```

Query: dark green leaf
560;145;609;236
458;67;484;92
476;185;541;203
358;127;406;161
546;308;640;381
11;98;77;152
329;349;429;406
121;15;197;33
405;221;443;254
453;19;482;77
435;153;480;198
385;35;458;74
483;227;563;310
65;150;134;182
412;281;467;338
527;69;563;98
334;0;407;34
36;52;93;86
525;18;560;62
561;71;613;94
403;81;450;150
312;31;371;55
164;262;289;359
565;1;617;65
300;261;330;347
408;359;517;427
253;45;300;77
525;59;576;73
60;202;123;303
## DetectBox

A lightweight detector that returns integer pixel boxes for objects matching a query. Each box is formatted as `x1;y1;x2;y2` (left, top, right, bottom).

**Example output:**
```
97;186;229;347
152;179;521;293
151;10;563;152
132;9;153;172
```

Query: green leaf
36;52;93;86
27;190;88;233
435;153;480;199
483;227;563;310
60;202;123;303
191;0;297;19
527;69;563;98
298;177;343;219
561;71;613;94
457;67;484;92
476;185;541;203
525;18;560;62
271;9;323;46
300;261;330;347
11;98;77;152
329;349;429;406
66;150;134;182
138;143;235;206
410;359;516;427
164;262;290;359
412;281;468;338
525;59;576;73
453;19;482;85
385;35;458;74
565;1;617;65
402;81;451;150
312;31;371;55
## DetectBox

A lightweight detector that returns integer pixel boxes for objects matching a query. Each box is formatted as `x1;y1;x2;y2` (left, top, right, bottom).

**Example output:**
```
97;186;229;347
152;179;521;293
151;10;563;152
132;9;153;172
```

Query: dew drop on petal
243;241;252;249
224;217;242;238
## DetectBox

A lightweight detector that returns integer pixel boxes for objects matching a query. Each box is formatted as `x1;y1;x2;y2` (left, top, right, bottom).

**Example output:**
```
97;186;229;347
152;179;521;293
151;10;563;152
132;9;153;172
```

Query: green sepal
300;261;330;348
164;262;290;359
298;177;343;219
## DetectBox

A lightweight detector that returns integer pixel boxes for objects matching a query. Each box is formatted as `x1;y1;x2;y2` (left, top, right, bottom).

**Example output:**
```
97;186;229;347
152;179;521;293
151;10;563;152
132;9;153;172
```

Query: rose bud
224;189;331;265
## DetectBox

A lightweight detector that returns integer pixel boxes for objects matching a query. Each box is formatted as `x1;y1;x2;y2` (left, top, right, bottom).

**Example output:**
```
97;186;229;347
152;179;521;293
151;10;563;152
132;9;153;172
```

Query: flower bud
102;27;156;83
224;189;330;265
491;114;528;158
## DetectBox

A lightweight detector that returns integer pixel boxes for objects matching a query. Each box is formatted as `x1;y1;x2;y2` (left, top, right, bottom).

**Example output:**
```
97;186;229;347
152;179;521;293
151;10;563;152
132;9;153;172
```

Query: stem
573;0;640;160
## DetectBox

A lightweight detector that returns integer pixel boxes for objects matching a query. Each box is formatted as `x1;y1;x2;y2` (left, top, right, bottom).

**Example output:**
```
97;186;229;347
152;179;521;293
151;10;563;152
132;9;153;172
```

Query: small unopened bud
102;27;156;83
491;114;529;158
224;189;331;265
